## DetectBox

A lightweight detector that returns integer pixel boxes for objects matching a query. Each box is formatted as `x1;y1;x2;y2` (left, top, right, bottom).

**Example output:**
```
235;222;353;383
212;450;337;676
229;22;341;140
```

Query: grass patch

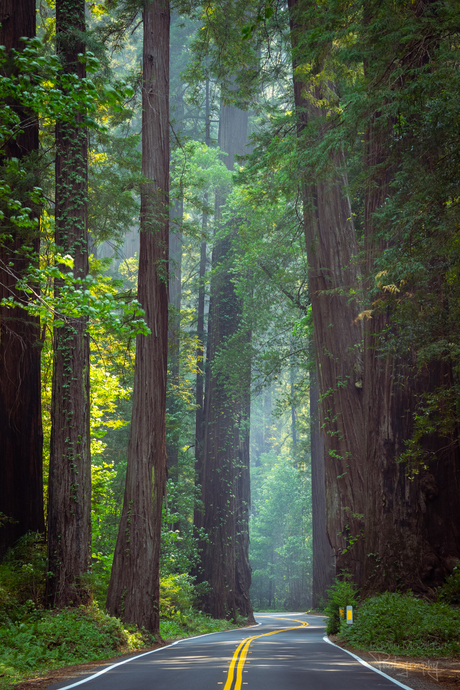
338;591;460;657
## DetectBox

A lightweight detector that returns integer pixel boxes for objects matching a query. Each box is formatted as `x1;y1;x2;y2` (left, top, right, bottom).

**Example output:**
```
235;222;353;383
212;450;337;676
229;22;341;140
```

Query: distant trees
250;452;311;611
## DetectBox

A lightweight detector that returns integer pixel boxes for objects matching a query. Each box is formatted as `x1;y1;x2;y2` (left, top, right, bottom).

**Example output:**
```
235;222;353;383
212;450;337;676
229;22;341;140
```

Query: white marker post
346;605;353;624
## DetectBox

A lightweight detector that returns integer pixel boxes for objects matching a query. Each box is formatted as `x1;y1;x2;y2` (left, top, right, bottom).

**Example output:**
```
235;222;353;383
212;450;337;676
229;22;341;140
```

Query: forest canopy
0;0;459;644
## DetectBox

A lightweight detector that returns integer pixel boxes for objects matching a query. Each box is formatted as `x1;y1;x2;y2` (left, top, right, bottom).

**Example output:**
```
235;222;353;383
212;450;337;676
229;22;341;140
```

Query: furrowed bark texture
198;100;254;621
310;359;334;607
289;0;365;583
362;114;460;593
46;0;91;607
167;199;183;477
106;0;169;635
0;0;44;559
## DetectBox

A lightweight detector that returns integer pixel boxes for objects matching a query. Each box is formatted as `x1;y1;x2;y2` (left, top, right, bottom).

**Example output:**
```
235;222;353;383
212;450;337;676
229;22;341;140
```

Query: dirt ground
10;644;164;690
330;636;460;690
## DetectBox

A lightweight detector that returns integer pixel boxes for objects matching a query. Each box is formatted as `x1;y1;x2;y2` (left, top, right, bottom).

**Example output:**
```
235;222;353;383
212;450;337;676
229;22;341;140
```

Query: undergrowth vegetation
327;572;460;657
0;535;244;690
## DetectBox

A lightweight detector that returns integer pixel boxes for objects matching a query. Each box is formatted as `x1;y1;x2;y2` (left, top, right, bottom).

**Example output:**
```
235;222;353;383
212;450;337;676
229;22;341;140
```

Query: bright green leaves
0;245;149;338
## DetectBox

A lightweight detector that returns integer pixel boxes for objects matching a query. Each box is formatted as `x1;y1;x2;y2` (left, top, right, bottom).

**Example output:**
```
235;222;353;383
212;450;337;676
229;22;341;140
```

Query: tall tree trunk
288;0;365;583
106;0;169;635
361;103;460;593
198;98;253;621
0;0;44;560
46;0;91;608
167;199;183;478
193;231;207;531
234;384;253;617
194;79;210;531
310;357;334;608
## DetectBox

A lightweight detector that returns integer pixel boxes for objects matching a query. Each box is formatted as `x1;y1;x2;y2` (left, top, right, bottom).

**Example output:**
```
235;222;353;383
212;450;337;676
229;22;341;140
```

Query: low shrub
324;577;358;635
0;602;153;690
0;532;46;625
439;567;460;606
339;591;460;656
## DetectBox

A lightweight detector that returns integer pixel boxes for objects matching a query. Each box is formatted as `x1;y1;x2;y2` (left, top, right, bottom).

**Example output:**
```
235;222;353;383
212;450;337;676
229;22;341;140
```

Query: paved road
47;613;411;690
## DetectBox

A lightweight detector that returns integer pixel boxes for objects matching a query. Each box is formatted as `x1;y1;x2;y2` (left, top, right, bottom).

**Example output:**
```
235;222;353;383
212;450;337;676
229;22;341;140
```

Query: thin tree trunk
46;0;91;608
193;232;207;531
290;337;297;455
106;0;169;635
0;0;44;560
167;199;183;478
194;79;210;531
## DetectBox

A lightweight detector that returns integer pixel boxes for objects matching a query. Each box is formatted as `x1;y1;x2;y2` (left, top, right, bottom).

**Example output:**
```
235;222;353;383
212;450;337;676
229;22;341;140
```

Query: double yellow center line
223;617;309;690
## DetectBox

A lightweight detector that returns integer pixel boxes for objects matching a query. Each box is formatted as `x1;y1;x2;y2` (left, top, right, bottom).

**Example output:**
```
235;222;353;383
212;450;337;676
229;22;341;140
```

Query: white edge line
51;623;261;690
323;636;415;690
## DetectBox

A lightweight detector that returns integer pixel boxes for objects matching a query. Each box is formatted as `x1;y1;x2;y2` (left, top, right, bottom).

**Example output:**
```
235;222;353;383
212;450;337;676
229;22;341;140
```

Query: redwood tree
198;97;254;621
288;0;365;583
106;0;170;635
0;0;44;560
46;0;91;607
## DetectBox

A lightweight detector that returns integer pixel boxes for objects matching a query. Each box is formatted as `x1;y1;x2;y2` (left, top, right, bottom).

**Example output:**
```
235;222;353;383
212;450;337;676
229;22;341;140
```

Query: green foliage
160;611;242;641
324;577;358;635
439;567;460;606
160;573;195;618
339;592;460;657
0;534;47;626
250;452;312;611
0;603;151;690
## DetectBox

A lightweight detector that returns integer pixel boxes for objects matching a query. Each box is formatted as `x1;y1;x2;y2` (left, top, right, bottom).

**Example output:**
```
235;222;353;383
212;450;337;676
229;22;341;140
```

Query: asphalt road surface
46;613;412;690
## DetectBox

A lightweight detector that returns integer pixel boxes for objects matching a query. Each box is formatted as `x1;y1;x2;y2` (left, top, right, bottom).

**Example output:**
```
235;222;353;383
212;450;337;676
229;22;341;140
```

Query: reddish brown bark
198;99;254;621
167;199;182;478
0;0;44;560
361;113;460;593
106;0;169;636
310;358;334;607
46;0;91;608
288;0;365;583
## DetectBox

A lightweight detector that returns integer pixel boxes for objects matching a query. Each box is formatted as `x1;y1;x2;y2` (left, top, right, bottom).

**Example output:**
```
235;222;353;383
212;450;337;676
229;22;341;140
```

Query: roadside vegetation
0;534;244;690
325;574;460;657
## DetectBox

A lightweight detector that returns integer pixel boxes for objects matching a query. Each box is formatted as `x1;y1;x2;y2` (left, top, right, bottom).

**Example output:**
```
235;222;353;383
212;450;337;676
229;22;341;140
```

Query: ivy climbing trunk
106;0;169;636
288;0;365;583
46;0;91;607
0;0;44;560
194;80;210;532
198;96;254;621
167;199;183;478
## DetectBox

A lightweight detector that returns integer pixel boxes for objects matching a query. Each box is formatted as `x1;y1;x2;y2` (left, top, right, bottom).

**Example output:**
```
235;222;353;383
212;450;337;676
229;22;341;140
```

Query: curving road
46;613;412;690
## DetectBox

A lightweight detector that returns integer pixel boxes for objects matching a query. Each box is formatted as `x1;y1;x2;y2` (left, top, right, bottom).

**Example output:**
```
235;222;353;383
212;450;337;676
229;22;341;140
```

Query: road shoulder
328;635;460;690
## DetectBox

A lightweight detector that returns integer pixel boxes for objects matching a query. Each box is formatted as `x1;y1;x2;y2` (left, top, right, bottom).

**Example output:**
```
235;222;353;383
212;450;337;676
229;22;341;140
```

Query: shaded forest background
1;0;460;644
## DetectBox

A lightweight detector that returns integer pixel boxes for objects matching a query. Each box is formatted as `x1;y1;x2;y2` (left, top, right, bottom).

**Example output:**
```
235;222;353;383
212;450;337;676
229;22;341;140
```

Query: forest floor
10;643;165;690
330;636;460;690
